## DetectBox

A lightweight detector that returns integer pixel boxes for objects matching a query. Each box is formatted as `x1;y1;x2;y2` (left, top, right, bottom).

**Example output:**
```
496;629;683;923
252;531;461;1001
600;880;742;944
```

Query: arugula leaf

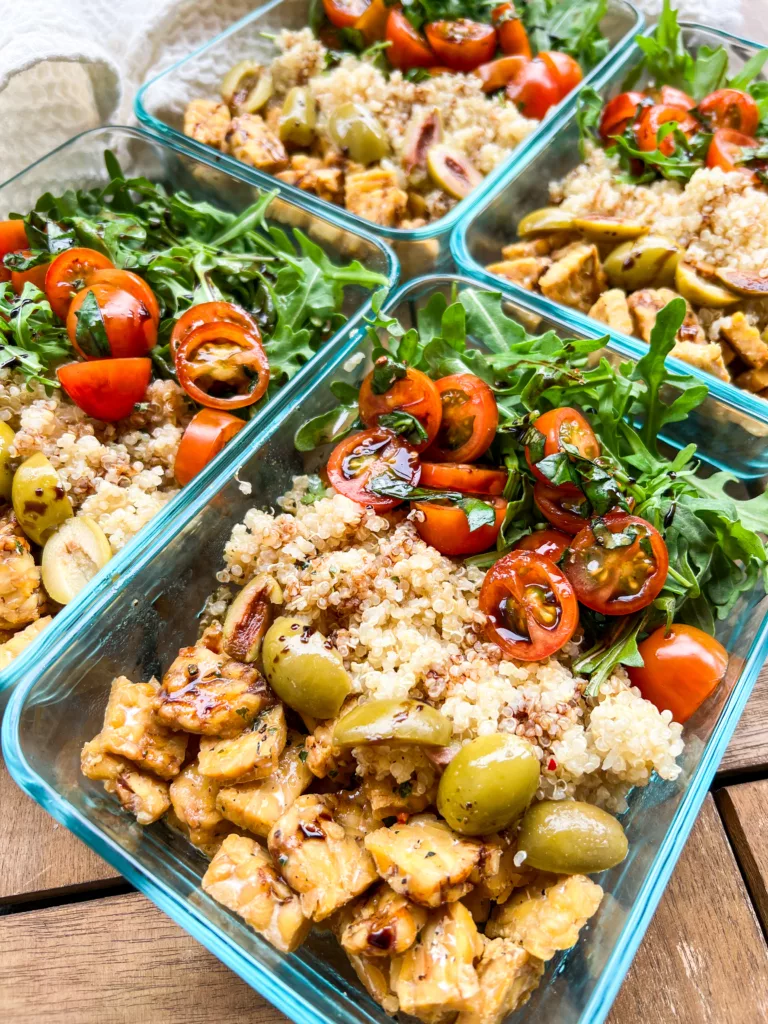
576;87;604;156
300;474;329;505
372;354;407;394
729;49;768;91
0;282;71;385
690;45;728;98
369;476;496;532
378;410;429;446
294;404;360;452
609;127;713;185
73;289;111;358
520;0;608;68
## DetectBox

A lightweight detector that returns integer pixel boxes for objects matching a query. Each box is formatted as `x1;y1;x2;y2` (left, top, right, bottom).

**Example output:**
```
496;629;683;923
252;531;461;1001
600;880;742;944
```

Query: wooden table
2;665;768;1022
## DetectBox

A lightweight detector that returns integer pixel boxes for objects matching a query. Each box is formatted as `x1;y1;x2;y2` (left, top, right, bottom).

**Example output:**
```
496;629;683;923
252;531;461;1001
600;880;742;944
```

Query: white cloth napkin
0;0;753;183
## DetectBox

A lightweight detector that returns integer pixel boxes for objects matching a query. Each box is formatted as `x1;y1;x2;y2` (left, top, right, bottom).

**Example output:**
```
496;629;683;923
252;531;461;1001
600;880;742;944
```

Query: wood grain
607;794;768;1024
0;746;118;904
718;780;768;931
718;663;768;776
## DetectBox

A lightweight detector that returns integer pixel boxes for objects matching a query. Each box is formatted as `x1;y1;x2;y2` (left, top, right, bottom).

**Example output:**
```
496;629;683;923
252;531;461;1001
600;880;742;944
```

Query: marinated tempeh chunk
344;168;408;228
539;244;606;313
0;510;43;632
627;288;705;345
671;341;730;382
304;700;357;784
362;775;437;821
340;884;428;958
455;938;544;1024
485;257;551;291
718;311;768;368
226;114;288;173
588;288;634;336
97;676;187;779
198;703;287;782
113;770;171;825
169;759;224;848
183;99;232;149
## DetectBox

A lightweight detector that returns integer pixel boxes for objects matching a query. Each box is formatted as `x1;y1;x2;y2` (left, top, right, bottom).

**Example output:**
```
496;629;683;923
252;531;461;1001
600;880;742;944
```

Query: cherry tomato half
11;252;50;295
0;220;29;284
698;88;759;136
420;462;507;495
358;363;442;452
175;321;269;411
538;51;583;101
327;427;421;511
492;4;531;58
476;55;529;94
323;0;368;29
385;9;435;70
355;0;389;43
534;481;591;535
424;19;497;73
414;494;507;556
56;358;152;422
628;624;729;724
634;104;700;156
514;528;571;562
706;128;762;178
67;282;158;360
174;408;245;486
599;91;647;140
525;406;600;484
170;300;260;359
506;58;562;120
657;85;695;110
479;549;579;661
563;512;669;616
90;269;160;326
426;374;498;463
45;247;114;321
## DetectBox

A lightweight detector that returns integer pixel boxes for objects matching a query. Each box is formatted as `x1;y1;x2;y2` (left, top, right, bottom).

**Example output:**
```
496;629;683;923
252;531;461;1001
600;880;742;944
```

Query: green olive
222;574;283;663
262;615;351;719
603;234;681;290
517;206;575;237
12;452;73;546
715;267;768;297
328;102;389;165
573;216;647;244
517;799;628;874
425;144;482;199
675;261;740;309
333;699;452;748
220;61;273;114
437;734;540;836
279;87;317;147
0;422;15;501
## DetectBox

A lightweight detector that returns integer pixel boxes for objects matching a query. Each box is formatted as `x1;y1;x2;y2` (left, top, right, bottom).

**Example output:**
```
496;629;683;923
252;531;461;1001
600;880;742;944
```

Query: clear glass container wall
6;274;768;1024
136;0;642;278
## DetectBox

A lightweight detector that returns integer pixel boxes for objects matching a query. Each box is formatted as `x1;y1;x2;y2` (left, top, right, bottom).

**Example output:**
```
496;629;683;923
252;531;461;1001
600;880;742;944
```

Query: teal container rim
134;0;643;244
0;122;399;695
5;271;768;1024
450;21;768;465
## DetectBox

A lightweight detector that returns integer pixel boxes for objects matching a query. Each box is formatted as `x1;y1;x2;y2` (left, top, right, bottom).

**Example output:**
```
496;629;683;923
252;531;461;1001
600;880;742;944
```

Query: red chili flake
547;758;557;771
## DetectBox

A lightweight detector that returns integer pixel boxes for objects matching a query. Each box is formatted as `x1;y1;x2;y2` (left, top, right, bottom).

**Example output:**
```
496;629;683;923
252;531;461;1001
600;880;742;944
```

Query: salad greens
297;285;768;694
0;152;387;404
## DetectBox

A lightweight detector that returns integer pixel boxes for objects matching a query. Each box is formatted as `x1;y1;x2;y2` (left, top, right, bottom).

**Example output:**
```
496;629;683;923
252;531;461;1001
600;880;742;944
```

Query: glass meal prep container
5;272;768;1024
135;0;642;279
451;23;768;480
0;124;397;700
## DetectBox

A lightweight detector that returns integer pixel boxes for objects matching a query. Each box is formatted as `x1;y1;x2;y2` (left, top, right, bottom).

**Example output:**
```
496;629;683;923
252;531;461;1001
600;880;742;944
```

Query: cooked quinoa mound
216;476;684;813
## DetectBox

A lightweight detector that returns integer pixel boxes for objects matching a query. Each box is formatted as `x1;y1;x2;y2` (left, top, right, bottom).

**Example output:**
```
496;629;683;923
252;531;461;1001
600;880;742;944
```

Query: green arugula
369;477;497;531
0;282;71;386
518;0;609;68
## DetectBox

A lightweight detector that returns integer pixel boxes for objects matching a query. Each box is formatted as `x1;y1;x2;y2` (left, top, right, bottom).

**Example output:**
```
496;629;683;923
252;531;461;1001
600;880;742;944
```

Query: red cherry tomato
476;55;529;94
563;512;669;616
506;58;562;120
170;300;260;359
175;321;269;411
656;85;695;110
67;282;158;360
525;406;600;484
492;4;531;58
420;462;507;495
413;495;507;556
427;66;455;76
10;252;50;295
0;220;29;284
355;0;389;43
424;19;497;73
45;247;114;321
698;88;760;135
323;0;369;29
514;528;571;562
599;91;647;140
56;358;152;422
538;51;583;101
327;427;421;511
533;481;591;535
634;104;700;156
706;128;762;178
385;9;435;70
358;364;442;452
628;624;729;724
479;549;579;661
174;408;245;486
426;374;498;463
90;269;160;326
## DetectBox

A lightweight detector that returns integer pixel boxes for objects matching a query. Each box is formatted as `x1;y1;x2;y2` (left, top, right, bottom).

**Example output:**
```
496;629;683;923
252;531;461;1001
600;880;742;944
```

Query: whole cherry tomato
413;495;507;556
533;481;591;535
67;281;157;360
698;88;760;135
492;3;531;58
57;358;152;422
174;408;245;486
424;19;497;73
475;55;529;94
506;58;562;120
323;0;369;29
385;9;435;70
479;549;579;661
358;363;442;452
10;252;49;295
327;427;421;511
514;527;571;562
420;462;507;495
0;220;29;284
45;247;114;321
599;91;647;140
634;104;700;156
525;406;600;484
538;51;583;101
175;321;269;411
706;128;763;179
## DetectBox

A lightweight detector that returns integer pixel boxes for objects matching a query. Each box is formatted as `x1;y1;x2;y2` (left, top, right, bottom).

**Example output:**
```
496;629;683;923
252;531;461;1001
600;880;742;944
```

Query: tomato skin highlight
355;0;389;43
385;9;436;70
175;320;269;411
424;19;497;73
67;282;158;360
45;247;114;321
479;549;579;661
657;85;695;110
420;462;507;495
525;406;600;484
0;220;29;283
538;51;582;100
90;269;160;326
563;512;669;616
57;358;152;422
475;55;529;93
628;624;728;724
174;408;245;486
514;528;571;562
413;495;507;556
634;104;699;156
492;4;531;57
426;373;498;463
506;59;562;120
698;88;759;135
11;252;49;295
358;365;442;452
327;427;421;511
323;0;368;29
599;91;647;140
706;128;761;176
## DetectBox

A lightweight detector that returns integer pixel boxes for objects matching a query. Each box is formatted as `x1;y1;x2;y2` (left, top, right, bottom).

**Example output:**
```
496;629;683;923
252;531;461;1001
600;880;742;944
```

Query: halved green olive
675;261;740;309
517;799;628;874
262;615;351;719
573;216;647;244
12;452;73;546
426;144;482;200
333;699;452;748
222;574;283;663
328;102;389;165
0;422;15;501
279;87;317;147
603;234;681;290
517;206;575;237
715;267;768;297
437;733;540;836
221;61;273;114
402;107;443;177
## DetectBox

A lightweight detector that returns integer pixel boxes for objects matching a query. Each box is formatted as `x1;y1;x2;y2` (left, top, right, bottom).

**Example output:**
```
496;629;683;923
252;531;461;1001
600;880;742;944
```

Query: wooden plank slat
717;780;768;931
607;794;768;1024
718;663;768;776
0;747;119;904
